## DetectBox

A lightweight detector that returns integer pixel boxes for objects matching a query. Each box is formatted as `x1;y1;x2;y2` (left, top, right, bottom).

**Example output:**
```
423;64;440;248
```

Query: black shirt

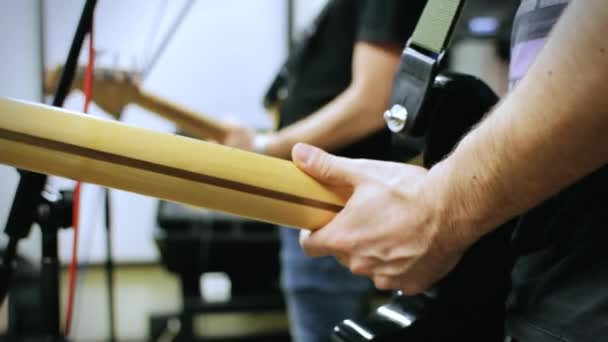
507;166;608;342
279;0;425;160
505;2;608;340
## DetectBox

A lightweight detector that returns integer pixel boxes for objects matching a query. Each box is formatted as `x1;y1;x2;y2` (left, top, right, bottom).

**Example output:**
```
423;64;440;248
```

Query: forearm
266;42;402;159
426;0;608;243
267;86;387;158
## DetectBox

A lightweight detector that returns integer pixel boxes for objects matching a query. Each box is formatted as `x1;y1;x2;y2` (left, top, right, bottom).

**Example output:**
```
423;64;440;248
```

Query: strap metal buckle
384;40;445;136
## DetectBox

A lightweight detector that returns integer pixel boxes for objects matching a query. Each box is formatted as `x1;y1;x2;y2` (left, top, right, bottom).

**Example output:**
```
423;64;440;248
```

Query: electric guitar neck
44;65;230;141
0;97;346;230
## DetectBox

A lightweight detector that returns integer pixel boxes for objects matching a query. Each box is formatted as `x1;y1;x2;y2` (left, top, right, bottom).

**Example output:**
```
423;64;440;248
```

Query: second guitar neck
134;89;230;142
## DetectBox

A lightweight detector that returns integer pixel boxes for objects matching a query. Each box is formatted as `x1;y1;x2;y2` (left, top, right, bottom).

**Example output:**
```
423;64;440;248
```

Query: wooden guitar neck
134;89;229;142
44;65;230;141
0;97;345;230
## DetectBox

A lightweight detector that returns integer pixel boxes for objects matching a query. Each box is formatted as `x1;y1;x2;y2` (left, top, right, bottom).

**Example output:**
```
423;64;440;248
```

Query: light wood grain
0;97;346;230
135;89;229;142
44;65;230;141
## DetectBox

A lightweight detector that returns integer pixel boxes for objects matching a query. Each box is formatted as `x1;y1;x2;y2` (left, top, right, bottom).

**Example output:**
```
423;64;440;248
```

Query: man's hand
221;122;256;151
293;143;474;294
219;120;279;156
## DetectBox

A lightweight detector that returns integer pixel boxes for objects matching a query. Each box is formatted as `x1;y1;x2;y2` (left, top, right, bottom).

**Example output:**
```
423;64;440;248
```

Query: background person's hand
219;118;278;155
221;121;256;151
293;143;475;294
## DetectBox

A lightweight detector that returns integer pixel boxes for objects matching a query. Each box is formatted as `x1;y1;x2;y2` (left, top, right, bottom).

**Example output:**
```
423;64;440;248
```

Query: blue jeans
280;227;372;342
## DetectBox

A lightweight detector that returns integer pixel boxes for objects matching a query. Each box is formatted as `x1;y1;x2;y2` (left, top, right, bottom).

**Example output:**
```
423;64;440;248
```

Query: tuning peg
128;56;144;85
111;53;126;82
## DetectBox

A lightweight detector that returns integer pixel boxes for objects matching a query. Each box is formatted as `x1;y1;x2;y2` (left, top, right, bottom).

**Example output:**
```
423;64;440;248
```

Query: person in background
220;1;426;341
293;1;608;341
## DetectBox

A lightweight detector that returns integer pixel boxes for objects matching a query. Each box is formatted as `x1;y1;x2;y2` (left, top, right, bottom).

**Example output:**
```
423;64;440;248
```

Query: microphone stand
0;1;97;340
104;188;116;342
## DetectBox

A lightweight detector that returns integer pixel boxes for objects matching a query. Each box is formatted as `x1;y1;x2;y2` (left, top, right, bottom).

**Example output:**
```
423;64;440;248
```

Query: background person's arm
264;42;401;158
222;41;402;159
295;0;608;293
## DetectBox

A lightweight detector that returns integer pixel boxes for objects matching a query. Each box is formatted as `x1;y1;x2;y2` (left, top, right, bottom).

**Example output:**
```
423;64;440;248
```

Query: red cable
65;19;95;336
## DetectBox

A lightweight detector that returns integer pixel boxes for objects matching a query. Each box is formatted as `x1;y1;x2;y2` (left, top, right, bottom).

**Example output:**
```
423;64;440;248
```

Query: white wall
41;0;287;263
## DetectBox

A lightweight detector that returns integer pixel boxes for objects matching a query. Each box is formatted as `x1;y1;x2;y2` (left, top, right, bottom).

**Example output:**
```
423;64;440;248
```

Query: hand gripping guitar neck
332;1;515;341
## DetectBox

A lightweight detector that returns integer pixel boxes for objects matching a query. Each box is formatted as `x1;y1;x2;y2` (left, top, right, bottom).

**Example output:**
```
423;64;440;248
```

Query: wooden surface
0;97;346;230
135;89;229;142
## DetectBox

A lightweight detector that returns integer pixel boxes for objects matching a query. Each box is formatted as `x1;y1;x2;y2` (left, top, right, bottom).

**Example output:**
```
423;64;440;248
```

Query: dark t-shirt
507;1;608;340
279;0;425;160
507;167;608;342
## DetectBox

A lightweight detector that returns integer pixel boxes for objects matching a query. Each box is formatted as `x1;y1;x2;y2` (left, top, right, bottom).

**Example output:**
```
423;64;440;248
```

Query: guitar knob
384;104;408;133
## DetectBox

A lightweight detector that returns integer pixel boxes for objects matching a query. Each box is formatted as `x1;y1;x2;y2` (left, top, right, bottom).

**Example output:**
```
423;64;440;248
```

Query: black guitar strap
385;0;466;135
263;2;334;109
411;0;465;55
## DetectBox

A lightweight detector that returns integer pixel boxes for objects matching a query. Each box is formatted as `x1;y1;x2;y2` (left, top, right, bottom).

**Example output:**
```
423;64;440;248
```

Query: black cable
51;0;97;108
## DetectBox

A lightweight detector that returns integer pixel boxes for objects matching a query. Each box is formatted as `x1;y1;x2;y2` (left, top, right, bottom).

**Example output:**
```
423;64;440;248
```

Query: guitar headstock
44;64;142;118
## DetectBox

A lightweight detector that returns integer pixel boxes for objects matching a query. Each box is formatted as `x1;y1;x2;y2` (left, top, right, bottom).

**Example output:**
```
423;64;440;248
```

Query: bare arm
294;0;608;293
265;42;402;158
428;0;608;243
222;41;402;159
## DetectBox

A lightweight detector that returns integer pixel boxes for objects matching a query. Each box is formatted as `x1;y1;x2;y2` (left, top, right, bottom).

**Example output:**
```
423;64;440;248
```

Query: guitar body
332;74;514;342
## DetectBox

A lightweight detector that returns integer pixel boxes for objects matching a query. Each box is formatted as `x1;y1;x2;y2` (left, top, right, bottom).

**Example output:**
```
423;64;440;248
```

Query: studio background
0;0;508;340
1;0;329;265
